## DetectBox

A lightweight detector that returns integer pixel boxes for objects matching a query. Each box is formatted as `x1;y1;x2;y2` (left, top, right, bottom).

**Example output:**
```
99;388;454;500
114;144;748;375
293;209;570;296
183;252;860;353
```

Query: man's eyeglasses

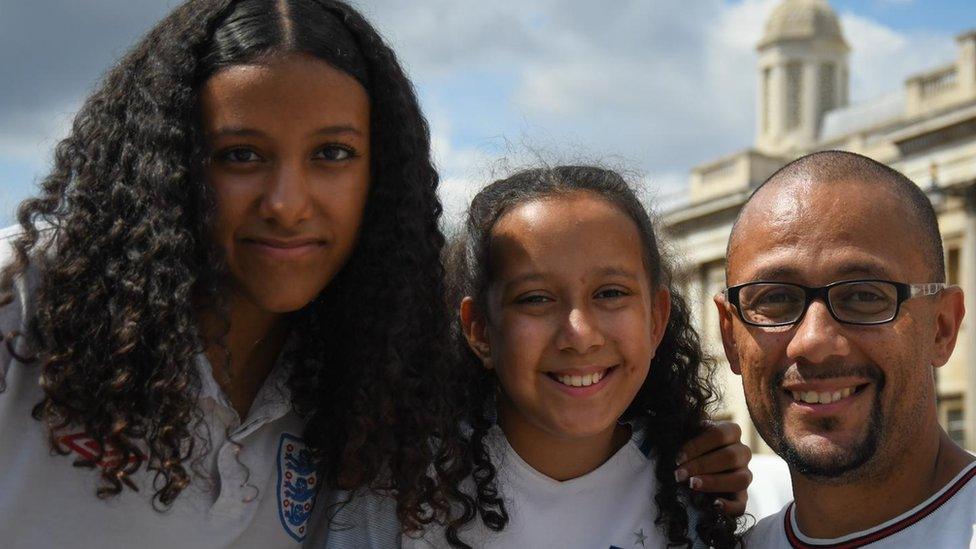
723;279;947;327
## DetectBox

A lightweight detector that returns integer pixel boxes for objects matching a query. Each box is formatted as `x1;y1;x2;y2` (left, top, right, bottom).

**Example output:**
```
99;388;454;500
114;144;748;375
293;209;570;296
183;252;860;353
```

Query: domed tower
756;0;850;154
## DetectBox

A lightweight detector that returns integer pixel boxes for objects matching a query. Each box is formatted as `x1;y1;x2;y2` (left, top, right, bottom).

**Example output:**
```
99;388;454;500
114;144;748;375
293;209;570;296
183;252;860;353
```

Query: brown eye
313;145;356;161
217;148;261;163
595;288;628;299
514;293;555;306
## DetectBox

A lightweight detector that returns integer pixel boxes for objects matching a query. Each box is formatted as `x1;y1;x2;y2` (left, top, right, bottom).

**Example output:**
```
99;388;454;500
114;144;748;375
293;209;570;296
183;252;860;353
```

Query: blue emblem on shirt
277;433;319;542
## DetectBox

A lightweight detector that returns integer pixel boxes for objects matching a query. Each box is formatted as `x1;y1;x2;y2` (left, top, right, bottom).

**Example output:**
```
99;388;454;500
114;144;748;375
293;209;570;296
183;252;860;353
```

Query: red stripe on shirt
783;464;976;548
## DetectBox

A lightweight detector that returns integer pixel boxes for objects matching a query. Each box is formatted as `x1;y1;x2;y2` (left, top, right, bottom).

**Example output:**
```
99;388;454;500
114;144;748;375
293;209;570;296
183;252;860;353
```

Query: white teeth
556;370;605;388
790;387;858;404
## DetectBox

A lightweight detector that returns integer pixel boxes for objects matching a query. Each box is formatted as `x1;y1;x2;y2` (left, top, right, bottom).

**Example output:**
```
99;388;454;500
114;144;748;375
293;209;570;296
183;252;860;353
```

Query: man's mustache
772;361;885;388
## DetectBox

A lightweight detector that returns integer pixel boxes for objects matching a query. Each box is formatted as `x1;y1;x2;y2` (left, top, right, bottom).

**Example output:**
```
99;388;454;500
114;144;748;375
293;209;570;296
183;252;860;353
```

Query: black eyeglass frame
723;279;947;327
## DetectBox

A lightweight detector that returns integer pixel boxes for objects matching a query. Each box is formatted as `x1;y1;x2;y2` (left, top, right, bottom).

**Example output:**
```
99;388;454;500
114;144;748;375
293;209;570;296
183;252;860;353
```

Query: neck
200;293;290;419
791;428;974;539
497;400;630;481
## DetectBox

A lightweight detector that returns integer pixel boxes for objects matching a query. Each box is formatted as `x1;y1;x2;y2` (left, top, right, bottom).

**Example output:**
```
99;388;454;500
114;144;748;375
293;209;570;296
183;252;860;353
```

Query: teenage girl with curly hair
0;2;749;547
0;1;470;546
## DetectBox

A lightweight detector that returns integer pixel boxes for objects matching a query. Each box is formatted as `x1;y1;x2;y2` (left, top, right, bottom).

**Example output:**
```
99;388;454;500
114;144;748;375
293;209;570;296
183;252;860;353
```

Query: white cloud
387;0;957;208
429;117;492;228
0;0;962;224
841;12;956;102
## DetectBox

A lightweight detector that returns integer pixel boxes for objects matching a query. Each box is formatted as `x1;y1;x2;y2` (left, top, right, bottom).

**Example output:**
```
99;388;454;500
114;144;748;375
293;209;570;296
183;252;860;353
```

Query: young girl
430;165;744;548
0;0;471;546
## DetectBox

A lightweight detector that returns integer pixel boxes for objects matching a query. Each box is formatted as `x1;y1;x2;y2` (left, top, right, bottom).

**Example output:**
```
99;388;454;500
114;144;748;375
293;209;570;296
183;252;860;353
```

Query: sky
0;0;973;226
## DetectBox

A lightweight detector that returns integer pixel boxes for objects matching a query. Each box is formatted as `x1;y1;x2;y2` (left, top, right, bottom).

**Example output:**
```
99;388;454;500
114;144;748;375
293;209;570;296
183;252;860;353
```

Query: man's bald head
728;150;945;282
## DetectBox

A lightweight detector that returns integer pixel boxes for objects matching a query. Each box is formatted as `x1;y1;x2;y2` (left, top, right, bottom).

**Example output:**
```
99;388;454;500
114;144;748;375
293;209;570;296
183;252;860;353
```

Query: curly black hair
443;165;741;548
0;0;471;532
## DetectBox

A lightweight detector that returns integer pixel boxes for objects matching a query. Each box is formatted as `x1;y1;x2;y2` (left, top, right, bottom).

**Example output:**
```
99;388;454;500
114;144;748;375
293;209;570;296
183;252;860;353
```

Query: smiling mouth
244;237;326;248
787;383;869;405
547;366;617;388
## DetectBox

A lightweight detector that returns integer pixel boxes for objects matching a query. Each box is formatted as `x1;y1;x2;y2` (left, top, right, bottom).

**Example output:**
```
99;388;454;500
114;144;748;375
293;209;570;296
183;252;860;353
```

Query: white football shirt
400;425;686;549
0;225;320;548
746;461;976;548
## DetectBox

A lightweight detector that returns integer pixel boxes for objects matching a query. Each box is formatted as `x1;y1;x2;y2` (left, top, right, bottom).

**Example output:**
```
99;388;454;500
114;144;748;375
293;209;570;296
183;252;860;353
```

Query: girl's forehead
488;194;647;280
492;192;628;235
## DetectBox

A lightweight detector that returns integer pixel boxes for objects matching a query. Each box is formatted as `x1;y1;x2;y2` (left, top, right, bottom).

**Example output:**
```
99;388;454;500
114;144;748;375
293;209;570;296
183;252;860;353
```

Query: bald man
714;151;976;547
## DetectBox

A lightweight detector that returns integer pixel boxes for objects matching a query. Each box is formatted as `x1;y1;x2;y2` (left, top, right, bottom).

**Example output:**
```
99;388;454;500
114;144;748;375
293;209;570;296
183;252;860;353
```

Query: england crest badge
276;433;319;542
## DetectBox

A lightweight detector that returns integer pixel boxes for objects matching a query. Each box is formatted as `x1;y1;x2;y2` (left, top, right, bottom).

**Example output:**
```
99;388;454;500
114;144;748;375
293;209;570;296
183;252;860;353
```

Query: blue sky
1;0;974;225
833;0;973;32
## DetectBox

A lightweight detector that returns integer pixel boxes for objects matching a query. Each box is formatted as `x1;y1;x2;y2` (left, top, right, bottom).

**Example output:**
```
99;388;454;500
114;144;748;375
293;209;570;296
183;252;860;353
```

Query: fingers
713;490;748;517
677;421;742;463
675;441;751;483
674;420;752;519
682;467;752;494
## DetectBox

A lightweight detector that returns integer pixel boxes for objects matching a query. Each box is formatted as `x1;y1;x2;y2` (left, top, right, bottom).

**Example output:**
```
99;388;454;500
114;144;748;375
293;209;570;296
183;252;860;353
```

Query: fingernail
674;468;689;483
675;452;687;465
690;476;702;490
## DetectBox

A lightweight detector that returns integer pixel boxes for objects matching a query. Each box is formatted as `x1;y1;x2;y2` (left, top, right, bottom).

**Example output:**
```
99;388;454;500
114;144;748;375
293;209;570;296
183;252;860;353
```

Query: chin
548;416;618;441
244;287;323;314
780;430;880;481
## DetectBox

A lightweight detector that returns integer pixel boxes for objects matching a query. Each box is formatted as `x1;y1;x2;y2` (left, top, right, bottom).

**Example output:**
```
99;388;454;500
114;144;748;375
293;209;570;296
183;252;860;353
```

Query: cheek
208;174;259;240
607;307;655;368
311;174;371;237
736;329;785;393
492;316;552;381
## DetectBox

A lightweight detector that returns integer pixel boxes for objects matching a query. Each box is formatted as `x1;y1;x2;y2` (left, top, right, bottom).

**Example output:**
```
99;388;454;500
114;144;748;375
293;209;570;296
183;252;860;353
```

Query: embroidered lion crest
276;433;319;542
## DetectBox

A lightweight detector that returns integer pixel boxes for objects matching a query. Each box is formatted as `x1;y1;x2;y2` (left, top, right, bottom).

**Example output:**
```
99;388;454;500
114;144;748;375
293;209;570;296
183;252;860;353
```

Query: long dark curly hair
0;0;471;532
443;165;741;548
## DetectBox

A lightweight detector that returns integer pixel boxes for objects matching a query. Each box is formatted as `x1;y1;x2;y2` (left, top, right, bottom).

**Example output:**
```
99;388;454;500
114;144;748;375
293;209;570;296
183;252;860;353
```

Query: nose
786;299;851;364
258;161;313;229
556;306;605;354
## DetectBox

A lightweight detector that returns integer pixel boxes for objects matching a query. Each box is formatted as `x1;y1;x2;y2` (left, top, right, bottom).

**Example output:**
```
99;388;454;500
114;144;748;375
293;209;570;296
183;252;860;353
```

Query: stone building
662;0;976;453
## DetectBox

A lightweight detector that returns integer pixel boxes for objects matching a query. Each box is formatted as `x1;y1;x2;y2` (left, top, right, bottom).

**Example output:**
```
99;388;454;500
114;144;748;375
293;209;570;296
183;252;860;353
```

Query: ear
714;292;742;375
460;296;493;370
931;286;965;368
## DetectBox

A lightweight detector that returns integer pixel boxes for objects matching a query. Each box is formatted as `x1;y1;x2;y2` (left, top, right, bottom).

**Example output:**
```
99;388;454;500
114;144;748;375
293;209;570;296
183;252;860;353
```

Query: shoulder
306;488;402;549
0;223;41;325
0;224;25;263
626;420;657;462
743;503;791;547
0;224;48;382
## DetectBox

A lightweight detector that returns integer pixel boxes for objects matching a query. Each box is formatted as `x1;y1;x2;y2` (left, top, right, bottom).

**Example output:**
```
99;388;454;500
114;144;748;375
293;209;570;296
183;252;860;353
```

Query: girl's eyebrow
503;267;638;289
207;124;364;139
597;266;639;279
503;272;547;288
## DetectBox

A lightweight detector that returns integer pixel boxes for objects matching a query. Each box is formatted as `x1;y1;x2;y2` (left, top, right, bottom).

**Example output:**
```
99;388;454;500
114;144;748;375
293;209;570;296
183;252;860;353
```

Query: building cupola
756;0;850;154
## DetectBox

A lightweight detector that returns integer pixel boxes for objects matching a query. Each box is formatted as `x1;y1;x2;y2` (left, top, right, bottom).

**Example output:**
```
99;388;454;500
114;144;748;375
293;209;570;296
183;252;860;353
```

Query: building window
762;68;772;134
939;395;966;447
841;68;849;105
786;62;803;130
946;246;960;286
818;63;836;130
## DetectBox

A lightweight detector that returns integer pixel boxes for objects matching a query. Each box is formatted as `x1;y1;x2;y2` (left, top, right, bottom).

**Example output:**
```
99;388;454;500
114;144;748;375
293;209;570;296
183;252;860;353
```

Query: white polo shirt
0;226;320;549
314;424;707;549
746;461;976;548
